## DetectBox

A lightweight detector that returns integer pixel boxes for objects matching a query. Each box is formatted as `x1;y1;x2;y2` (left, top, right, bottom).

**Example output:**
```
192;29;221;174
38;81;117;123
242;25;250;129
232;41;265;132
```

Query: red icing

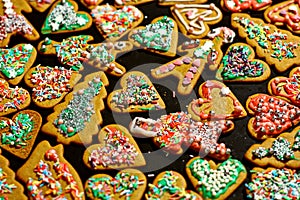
224;0;272;12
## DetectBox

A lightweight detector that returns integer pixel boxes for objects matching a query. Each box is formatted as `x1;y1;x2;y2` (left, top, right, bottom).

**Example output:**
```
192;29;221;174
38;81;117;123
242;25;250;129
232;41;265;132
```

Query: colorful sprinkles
0;113;33;148
86;177;112;199
245;168;300;199
54;76;103;137
0;168;17;200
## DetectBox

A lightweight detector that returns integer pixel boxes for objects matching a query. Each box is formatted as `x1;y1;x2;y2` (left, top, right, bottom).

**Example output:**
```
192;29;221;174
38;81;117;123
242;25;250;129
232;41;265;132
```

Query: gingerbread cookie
232;13;300;73
41;0;92;34
0;43;37;85
128;16;178;57
216;43;271;82
221;0;272;12
85;168;147;200
264;0;300;34
115;0;154;7
0;0;40;47
245;126;300;169
186;157;247;200
151;27;235;95
170;3;222;39
91;4;143;41
79;0;103;10
268;66;300;107
38;35;133;76
107;71;165;113
188;80;247;122
145;171;202;200
24;65;82;108
83;124;146;170
0;110;42;159
246;93;300;140
245;167;299;199
41;71;108;146
27;0;56;12
0;154;27;200
17;140;85;199
158;0;207;6
129;112;234;160
0;79;31;117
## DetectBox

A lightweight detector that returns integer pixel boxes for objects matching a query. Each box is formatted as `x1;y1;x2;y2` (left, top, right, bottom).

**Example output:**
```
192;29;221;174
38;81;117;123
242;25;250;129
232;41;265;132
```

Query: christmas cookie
151;27;235;95
83;124;146;170
115;0;154;7
186;157;247;200
0;110;42;159
107;71;165;113
264;0;300;34
38;35;133;76
27;0;56;12
85;168;147;200
170;3;222;39
128;16;178;57
91;4;143;41
188;80;247;121
216;43;271;82
79;0;103;10
24;65;82;108
246;93;300;140
0;0;40;47
221;0;272;12
0;79;31;117
41;0;92;34
17;140;85;199
245;167;299;199
232;13;300;73
158;0;207;6
145;171;202;200
245;126;300;169
41;71;108;146
268;66;300;107
0;154;27;200
129;112;234;160
0;43;37;85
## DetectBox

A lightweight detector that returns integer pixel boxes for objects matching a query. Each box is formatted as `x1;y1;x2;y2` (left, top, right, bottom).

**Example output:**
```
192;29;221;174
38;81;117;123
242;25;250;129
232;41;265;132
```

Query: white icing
129;117;159;137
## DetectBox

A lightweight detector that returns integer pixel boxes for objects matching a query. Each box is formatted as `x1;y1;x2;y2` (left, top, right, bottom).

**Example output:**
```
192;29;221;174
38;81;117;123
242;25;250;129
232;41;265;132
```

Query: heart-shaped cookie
145;171;202;200
128;16;178;57
246;167;299;199
0;79;31;117
186;157;247;200
83;124;146;170
115;0;154;7
0;154;27;200
79;0;103;10
24;65;82;108
41;71;108;145
151;27;236;95
188;80;247;121
41;0;92;34
38;35;133;76
268;66;300;107
170;3;222;39
107;71;165;112
17;140;85;199
27;0;56;12
221;0;272;12
91;4;143;41
216;43;271;82
0;110;42;159
85;168;147;200
0;0;40;47
245;126;300;169
246;93;300;140
0;43;37;85
158;0;207;6
264;1;300;34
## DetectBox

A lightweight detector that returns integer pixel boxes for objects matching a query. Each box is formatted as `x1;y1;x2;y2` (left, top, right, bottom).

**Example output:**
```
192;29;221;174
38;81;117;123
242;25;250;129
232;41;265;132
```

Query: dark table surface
3;0;293;199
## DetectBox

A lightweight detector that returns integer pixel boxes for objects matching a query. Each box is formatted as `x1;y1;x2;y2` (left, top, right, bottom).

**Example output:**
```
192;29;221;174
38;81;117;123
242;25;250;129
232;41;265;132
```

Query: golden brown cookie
221;0;272;12
107;71;165;113
24;65;82;108
158;0;207;6
83;124;146;170
114;0;154;7
27;0;57;12
216;43;271;82
41;71;108;146
79;0;103;10
17;140;85;199
85;168;147;200
186;157;247;200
